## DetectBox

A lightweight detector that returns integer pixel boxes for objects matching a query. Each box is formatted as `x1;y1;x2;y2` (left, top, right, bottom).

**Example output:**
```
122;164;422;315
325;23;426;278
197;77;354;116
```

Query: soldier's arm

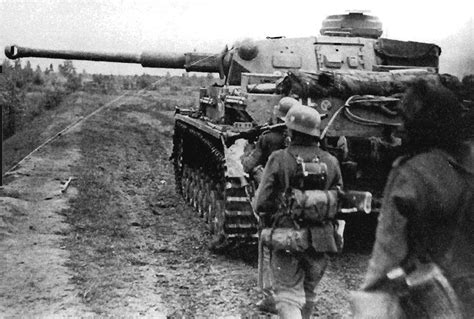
361;168;424;290
255;153;281;214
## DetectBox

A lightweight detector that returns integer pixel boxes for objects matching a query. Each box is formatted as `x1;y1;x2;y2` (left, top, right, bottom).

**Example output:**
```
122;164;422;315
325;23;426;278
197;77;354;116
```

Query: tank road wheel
196;187;204;216
183;169;190;202
191;177;199;211
187;171;196;205
191;172;201;212
202;192;210;222
181;167;190;200
198;178;211;218
196;173;205;216
212;200;225;237
182;175;189;202
201;181;211;221
206;190;217;227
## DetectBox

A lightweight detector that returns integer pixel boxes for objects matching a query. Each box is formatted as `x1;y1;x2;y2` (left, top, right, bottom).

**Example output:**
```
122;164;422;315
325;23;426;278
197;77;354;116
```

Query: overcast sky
1;0;473;75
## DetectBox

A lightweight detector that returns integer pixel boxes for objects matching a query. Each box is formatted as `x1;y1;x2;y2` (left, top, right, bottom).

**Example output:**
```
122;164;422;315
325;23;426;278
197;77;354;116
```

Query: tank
4;12;448;246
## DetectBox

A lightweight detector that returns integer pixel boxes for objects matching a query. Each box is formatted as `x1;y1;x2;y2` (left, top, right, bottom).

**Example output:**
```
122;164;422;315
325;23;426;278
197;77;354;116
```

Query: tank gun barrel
4;45;222;73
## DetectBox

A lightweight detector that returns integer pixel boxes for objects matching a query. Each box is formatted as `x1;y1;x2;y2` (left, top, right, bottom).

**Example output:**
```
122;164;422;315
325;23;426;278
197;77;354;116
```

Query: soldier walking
255;103;343;318
355;79;474;318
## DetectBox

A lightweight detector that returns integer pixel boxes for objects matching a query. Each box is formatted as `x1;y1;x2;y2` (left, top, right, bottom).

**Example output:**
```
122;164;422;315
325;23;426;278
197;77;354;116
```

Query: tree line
1;58;216;139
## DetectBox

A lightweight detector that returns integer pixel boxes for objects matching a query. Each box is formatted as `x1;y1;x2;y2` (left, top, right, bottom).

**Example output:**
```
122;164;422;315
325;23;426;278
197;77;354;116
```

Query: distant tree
58;60;76;77
11;59;25;88
23;61;34;83
59;60;81;91
2;59;12;74
33;65;44;85
13;59;22;72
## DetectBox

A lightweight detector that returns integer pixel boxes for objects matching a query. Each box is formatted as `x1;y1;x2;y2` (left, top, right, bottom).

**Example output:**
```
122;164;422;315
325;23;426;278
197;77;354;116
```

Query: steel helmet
285;104;321;137
274;97;299;121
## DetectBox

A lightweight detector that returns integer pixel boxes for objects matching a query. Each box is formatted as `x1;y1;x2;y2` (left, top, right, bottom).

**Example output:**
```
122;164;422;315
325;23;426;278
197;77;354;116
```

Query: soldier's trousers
271;248;328;310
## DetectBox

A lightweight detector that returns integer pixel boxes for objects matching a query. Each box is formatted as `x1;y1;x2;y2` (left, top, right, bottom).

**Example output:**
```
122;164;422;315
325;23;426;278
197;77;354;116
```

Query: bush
41;89;65;110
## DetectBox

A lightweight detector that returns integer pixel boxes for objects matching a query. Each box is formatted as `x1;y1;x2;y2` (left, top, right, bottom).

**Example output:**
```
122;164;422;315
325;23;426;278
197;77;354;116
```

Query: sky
1;0;473;76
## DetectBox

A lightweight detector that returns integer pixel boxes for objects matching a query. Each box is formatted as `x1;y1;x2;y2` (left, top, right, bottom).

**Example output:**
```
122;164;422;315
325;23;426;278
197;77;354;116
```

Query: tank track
172;120;258;244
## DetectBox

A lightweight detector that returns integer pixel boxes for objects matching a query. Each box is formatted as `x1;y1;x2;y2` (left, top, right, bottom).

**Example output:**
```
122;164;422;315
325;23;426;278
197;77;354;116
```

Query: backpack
286;152;339;225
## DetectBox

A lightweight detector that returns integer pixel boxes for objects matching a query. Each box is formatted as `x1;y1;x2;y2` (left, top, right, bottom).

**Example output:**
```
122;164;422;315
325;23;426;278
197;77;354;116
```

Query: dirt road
0;91;371;317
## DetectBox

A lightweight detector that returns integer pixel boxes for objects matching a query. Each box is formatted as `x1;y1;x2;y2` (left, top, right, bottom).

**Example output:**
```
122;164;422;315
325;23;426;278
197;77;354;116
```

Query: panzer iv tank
5;12;449;246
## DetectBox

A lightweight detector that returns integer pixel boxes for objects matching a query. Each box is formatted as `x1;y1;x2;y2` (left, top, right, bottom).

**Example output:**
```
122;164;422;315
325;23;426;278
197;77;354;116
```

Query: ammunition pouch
260;227;309;253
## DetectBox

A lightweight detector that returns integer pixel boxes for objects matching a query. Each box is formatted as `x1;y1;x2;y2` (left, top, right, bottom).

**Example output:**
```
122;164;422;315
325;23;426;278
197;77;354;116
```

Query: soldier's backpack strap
285;149;328;191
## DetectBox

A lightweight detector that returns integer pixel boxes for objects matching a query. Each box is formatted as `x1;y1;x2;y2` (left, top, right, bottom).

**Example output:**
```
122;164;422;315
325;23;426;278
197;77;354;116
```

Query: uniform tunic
242;129;286;174
255;139;343;310
362;141;474;317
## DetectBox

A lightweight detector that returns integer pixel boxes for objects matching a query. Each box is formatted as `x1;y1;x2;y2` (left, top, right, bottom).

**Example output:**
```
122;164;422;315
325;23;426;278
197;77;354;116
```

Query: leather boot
301;302;316;319
276;302;302;319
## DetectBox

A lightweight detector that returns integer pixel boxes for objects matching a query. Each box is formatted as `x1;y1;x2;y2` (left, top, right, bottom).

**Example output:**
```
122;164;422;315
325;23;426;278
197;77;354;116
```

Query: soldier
255;103;343;318
241;97;296;184
358;79;474;318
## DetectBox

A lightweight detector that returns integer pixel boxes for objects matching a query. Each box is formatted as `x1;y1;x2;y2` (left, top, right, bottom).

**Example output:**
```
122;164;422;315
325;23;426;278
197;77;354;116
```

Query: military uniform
255;138;343;316
362;141;474;318
242;128;286;183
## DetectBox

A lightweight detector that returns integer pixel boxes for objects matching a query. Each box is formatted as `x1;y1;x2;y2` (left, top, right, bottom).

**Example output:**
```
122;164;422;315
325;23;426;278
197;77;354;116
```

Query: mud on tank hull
172;114;259;244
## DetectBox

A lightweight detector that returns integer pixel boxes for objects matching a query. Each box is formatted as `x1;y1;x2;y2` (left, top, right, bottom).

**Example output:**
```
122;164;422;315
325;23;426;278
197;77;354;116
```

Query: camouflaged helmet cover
274;97;299;121
285;104;321;137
